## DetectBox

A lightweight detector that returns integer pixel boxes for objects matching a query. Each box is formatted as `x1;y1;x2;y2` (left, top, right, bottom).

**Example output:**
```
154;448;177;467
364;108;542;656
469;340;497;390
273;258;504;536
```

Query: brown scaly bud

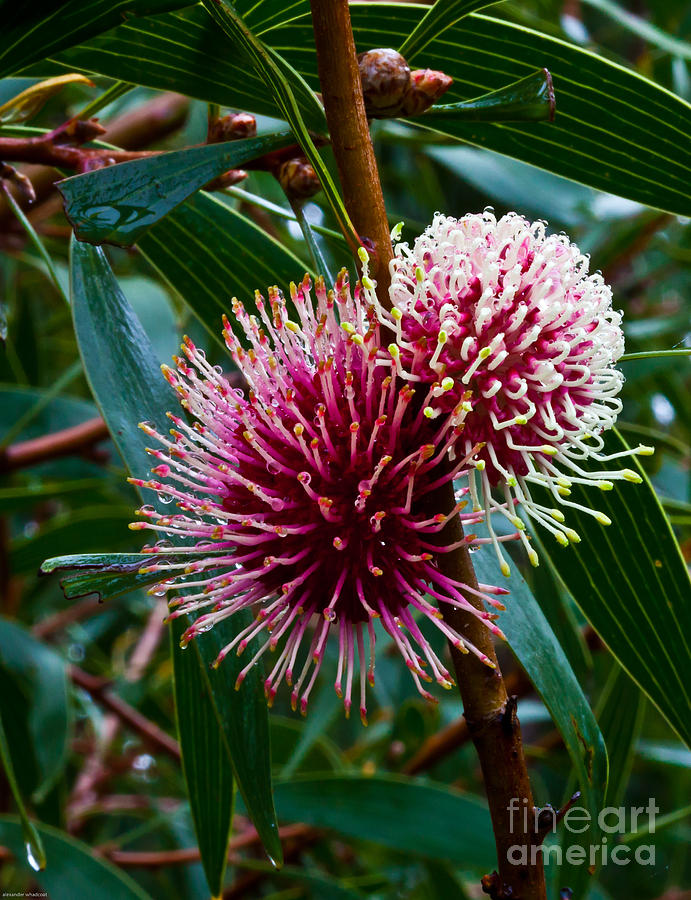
207;112;256;144
400;69;453;116
204;169;248;191
277;157;321;200
53;117;108;146
0;163;36;204
358;48;411;117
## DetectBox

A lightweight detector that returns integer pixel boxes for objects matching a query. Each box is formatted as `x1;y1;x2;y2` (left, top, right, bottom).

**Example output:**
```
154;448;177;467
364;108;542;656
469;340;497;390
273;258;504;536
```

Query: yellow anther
551;509;565;523
564;528;581;543
637;444;655;456
500;561;511;577
391;307;403;321
528;548;540;567
555;532;569;547
441;377;454;392
357;246;369;264
595;512;612;526
423;406;435;418
475;459;486;471
285;320;299;333
415;266;424;283
622;469;642;483
388;343;400;358
341;322;356;334
598;481;614;491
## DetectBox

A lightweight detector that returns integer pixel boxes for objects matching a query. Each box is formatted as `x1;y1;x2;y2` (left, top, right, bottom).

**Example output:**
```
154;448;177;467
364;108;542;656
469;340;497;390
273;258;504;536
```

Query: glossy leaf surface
0;817;149;899
59;132;294;246
274;774;495;868
272;4;691;217
538;430;691;747
69;238;282;874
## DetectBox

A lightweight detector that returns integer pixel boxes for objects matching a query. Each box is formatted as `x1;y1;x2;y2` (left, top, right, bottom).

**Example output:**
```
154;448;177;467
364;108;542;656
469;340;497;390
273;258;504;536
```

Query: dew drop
157;493;174;505
324;608;337;623
25;842;41;872
155;539;174;549
266;461;280;475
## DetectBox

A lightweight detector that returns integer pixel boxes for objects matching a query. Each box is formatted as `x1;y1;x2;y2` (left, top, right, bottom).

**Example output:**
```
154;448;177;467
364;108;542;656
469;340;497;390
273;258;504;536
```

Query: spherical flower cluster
129;272;510;721
369;212;651;573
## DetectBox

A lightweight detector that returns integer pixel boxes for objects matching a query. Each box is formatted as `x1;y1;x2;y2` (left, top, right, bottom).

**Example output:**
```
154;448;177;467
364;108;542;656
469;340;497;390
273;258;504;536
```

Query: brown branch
0;133;160;170
0;416;109;472
104;824;313;868
32;594;105;638
0;93;190;234
403;667;533;775
69;664;180;762
308;4;545;896
429;474;546;899
309;0;394;300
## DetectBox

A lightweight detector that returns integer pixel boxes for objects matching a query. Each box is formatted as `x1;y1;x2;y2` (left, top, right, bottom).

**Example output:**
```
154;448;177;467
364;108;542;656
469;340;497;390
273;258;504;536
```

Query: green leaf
271;5;691;217
399;0;505;59
580;0;691;61
420;69;555;125
138;192;311;345
0;0;192;78
171;618;235;896
40;551;201;602
0;619;71;803
537;430;691;747
52;6;326;132
0;480;109;514
58;132;294;247
189;611;283;866
68;238;282;871
0;719;45;873
11;506;135;574
0;816;149;899
473;549;608;868
598;664;645;807
274;774;495;868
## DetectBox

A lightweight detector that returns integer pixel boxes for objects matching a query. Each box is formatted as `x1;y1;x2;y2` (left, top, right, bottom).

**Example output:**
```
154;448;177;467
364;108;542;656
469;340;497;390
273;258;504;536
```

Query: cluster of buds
358;48;453;118
204;110;257;191
277;157;321;200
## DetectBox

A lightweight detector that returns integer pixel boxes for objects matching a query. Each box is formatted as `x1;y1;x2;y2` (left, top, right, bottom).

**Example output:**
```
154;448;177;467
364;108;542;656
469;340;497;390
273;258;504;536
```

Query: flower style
129;271;511;721
371;212;652;573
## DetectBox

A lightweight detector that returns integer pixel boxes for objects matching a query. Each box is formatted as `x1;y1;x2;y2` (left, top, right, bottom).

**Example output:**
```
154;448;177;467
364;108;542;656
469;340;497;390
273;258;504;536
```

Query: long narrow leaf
58;132;294;246
69;238;282;875
537;430;691;747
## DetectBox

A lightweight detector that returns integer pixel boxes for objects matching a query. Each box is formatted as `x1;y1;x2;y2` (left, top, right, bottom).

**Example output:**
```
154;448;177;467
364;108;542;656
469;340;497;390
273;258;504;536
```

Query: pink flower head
370;213;652;573
129;272;510;721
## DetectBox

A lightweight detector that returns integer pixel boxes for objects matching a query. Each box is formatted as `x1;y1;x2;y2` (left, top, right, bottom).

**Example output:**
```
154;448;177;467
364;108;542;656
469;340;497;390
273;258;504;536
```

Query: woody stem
308;2;546;897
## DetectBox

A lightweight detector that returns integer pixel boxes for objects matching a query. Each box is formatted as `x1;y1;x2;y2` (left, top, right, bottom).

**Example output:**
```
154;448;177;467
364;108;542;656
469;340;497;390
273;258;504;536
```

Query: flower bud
277;157;321;199
401;69;453;116
358;48;411;117
207;112;256;143
204;169;248;191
